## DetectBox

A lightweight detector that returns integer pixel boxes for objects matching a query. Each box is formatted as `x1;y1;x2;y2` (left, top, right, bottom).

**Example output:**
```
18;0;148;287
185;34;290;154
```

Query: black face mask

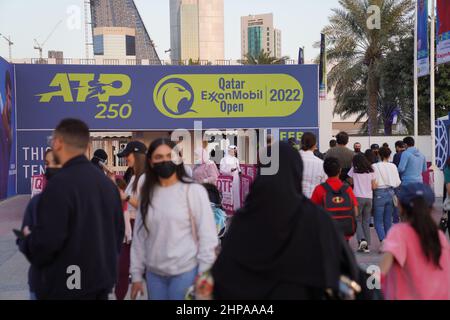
153;161;178;179
354;148;361;153
45;168;60;180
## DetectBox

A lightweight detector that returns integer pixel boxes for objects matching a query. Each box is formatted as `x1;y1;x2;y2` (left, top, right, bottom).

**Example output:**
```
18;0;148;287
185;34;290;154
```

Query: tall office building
170;0;224;63
241;13;282;60
89;0;160;63
93;27;136;58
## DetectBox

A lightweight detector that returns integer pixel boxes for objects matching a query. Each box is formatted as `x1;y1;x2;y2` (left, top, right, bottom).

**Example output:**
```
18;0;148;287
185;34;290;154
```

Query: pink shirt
348;168;376;199
193;162;220;185
382;223;450;300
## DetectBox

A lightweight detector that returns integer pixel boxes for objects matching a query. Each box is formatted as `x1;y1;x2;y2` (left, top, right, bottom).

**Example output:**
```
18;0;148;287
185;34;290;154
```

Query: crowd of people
300;132;432;252
15;119;450;300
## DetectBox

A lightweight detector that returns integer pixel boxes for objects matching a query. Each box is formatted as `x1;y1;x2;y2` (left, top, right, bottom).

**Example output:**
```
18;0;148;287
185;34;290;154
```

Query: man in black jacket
22;119;124;300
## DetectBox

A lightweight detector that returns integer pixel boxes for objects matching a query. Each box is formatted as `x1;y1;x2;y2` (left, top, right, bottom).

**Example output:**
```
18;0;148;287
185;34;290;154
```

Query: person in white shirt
130;138;218;300
117;141;148;242
220;145;242;211
372;147;401;245
116;141;147;300
299;133;326;198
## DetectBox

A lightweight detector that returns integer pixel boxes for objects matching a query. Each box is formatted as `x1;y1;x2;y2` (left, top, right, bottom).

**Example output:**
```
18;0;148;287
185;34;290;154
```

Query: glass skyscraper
248;26;262;58
170;0;224;63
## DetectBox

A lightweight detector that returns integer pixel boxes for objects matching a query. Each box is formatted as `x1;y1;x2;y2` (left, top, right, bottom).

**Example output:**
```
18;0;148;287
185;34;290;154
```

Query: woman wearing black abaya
212;142;354;300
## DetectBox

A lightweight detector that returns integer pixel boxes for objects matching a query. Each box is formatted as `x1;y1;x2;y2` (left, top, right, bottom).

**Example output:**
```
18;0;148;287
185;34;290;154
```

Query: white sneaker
378;240;384;254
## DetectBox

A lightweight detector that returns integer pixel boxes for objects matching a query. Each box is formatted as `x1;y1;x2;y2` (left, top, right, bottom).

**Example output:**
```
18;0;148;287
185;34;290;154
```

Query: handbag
392;192;399;208
185;184;215;300
440;212;448;233
186;183;199;244
376;165;398;207
443;197;450;212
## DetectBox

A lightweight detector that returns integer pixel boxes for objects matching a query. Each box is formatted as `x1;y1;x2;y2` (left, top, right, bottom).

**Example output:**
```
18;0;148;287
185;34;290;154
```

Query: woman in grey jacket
130;138;218;300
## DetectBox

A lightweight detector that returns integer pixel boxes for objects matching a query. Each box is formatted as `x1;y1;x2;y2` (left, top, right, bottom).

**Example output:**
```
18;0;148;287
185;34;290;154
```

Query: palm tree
323;0;414;135
243;50;289;65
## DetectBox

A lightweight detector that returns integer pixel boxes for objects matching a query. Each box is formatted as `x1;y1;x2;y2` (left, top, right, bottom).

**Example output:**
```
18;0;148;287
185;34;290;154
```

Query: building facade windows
170;0;224;62
241;13;282;59
248;26;262;57
89;0;160;62
126;35;136;56
93;35;104;55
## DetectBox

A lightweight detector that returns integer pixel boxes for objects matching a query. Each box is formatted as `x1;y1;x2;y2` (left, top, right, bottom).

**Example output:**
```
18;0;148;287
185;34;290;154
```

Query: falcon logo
154;78;196;116
332;196;345;204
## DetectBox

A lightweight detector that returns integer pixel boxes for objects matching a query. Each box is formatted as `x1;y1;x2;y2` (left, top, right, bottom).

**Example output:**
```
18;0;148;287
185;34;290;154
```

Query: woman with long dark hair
348;153;377;253
380;183;450;300
372;147;401;245
364;149;377;165
212;142;359;299
114;141;147;300
129;138;218;300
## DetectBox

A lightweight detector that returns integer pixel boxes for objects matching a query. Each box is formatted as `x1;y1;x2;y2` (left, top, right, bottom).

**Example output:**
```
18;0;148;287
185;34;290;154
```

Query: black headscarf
212;142;345;300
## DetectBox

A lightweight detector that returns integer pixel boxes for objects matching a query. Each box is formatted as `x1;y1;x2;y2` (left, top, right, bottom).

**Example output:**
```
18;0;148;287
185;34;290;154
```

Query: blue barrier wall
10;62;319;194
0;57;16;199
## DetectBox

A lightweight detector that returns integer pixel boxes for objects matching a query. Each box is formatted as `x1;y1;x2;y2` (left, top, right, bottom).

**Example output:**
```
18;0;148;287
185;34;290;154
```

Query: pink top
382;223;450;300
348;168;376;199
193;162;220;185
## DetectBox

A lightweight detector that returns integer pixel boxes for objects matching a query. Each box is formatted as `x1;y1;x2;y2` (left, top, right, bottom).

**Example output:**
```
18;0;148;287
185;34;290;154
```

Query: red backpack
321;183;356;237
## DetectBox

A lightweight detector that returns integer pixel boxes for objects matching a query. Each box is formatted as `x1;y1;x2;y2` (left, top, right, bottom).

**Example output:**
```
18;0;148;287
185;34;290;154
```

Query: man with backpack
311;157;358;241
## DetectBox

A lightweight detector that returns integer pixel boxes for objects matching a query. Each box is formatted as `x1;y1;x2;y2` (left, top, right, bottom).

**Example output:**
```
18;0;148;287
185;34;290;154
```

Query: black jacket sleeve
23;181;71;267
17;195;40;258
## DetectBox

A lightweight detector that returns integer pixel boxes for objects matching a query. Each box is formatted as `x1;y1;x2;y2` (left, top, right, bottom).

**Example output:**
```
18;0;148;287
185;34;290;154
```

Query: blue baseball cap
397;183;435;208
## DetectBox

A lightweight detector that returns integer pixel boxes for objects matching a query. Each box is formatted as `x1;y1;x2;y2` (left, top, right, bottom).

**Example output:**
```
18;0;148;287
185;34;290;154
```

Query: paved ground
0;195;446;300
0;195;31;300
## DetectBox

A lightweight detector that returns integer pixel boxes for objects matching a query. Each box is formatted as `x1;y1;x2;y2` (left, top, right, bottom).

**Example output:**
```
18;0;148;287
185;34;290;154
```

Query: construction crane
33;20;63;59
0;34;13;60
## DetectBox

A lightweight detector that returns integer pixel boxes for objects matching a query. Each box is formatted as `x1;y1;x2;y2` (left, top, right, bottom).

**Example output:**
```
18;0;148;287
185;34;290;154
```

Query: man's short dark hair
301;132;317;151
379;147;392;160
382;143;389;148
329;139;337;148
395;141;405;149
5;70;11;91
323;157;341;177
403;137;415;147
336;132;349;145
54;118;90;151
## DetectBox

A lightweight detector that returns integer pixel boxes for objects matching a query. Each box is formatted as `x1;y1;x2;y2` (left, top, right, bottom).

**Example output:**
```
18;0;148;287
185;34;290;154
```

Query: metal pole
85;0;90;60
414;0;419;141
7;36;12;61
430;0;436;168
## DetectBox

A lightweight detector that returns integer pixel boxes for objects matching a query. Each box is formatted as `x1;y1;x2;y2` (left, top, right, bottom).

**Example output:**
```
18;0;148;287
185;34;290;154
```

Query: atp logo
154;78;196;116
36;73;131;103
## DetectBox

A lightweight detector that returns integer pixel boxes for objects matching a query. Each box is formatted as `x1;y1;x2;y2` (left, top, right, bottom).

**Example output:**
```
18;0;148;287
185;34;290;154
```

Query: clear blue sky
0;0;339;61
